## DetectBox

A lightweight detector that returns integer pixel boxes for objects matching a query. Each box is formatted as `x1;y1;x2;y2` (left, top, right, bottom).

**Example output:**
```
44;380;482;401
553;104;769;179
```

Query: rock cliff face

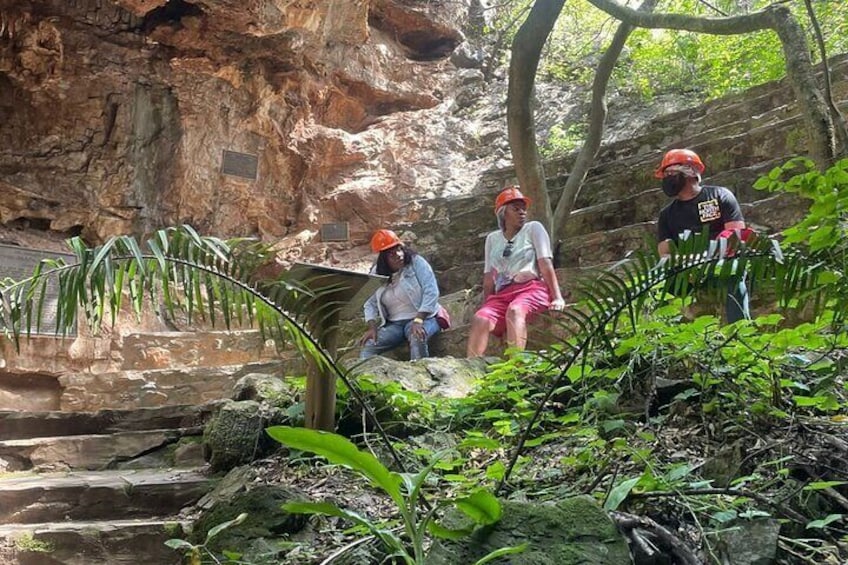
0;0;490;257
3;1;846;291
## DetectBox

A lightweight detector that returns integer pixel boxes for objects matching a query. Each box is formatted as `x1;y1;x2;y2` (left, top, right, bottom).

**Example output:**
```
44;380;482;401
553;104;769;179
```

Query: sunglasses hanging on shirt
503;240;514;258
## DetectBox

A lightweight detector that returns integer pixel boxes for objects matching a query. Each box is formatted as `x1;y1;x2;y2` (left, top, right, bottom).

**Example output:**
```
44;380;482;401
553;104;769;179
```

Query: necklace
503;237;516;258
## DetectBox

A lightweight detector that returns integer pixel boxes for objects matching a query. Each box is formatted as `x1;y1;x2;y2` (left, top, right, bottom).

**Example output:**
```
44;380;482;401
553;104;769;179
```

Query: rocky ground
187;354;848;564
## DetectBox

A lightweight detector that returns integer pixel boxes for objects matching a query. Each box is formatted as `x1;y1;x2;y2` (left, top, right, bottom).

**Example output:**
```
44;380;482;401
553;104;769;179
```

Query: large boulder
190;466;308;564
427;495;632;565
203;400;272;472
348;356;489;398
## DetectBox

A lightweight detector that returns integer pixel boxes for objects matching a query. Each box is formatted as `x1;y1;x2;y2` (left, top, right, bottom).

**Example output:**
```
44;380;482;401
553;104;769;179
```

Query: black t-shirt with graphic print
657;185;744;243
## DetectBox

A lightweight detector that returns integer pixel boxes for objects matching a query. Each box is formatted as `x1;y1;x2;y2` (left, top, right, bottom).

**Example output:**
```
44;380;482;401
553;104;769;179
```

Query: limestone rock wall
0;0;483;249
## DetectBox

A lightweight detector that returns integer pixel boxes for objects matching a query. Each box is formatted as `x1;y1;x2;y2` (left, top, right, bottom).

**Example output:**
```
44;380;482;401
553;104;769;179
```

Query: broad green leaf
267;426;403;505
601;419;625;433
604;476;640;511
664;463;694;483
485;461;506;481
712;510;738;523
793;395;826;407
454;489;501;525
804;481;847;491
458;437;501;450
739;510;771;519
427;521;472;540
164;539;194;550
206;512;248;542
806;514;842;529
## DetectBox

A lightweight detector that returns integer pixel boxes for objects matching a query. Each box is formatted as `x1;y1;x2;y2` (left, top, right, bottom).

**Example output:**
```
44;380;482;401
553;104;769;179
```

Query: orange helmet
370;229;402;253
494;186;531;212
654;149;705;178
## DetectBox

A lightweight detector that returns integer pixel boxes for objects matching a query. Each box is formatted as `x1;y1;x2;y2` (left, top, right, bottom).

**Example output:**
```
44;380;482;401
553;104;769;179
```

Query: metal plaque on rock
0;244;77;336
320;222;350;242
221;150;259;180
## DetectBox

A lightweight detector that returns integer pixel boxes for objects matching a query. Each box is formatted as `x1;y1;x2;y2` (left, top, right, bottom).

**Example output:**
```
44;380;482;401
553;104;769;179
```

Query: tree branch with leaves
507;0;841;241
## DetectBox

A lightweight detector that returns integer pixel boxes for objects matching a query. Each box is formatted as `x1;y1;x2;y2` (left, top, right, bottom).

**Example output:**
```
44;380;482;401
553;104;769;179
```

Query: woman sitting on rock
467;186;565;357
359;229;446;360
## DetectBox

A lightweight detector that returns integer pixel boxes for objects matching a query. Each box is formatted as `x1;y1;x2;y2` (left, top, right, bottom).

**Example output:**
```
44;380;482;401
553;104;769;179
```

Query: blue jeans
665;273;750;324
725;277;750;324
360;317;441;360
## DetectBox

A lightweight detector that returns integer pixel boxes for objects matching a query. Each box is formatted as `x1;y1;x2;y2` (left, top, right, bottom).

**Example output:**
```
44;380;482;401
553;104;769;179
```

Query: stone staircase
0;404;216;564
428;54;848;292
0;328;289;564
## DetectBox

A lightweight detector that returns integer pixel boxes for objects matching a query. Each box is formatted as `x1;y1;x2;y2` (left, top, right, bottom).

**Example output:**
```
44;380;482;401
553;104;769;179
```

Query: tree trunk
551;0;659;239
507;0;565;232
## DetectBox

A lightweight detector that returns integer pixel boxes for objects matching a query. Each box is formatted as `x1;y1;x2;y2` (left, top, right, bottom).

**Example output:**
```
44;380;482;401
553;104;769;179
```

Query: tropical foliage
265;426;526;565
2;159;847;561
488;0;848;102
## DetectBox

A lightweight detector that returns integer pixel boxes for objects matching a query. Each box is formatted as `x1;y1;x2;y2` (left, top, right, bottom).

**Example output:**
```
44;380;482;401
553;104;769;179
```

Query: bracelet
413;317;424;324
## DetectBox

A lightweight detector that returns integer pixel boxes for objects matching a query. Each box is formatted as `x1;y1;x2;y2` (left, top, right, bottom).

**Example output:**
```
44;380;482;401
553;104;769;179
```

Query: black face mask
662;173;687;197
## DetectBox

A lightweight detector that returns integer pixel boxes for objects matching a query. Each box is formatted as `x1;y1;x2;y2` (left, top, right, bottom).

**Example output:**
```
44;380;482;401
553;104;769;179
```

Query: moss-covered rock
427;495;632;565
203;400;267;472
191;483;308;562
348;356;487;399
233;373;292;405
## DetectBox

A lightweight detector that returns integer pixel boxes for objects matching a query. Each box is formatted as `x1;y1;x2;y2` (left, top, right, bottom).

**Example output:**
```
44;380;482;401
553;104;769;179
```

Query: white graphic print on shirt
698;198;721;223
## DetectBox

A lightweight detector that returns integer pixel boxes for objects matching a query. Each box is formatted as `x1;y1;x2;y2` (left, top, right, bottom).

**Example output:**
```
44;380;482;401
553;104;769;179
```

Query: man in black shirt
655;148;750;323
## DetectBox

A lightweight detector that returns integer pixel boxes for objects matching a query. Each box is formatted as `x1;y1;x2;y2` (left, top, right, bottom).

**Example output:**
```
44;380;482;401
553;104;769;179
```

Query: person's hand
550;297;565;311
359;326;377;346
410;319;426;341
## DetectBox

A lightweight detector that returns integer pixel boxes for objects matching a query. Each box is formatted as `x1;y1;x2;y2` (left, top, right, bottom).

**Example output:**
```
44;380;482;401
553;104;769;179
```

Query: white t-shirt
484;221;553;292
380;271;420;321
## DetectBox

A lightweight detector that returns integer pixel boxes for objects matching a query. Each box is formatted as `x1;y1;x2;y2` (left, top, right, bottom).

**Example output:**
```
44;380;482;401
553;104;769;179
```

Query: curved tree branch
551;0;659;238
581;0;835;168
507;0;565;232
611;511;701;565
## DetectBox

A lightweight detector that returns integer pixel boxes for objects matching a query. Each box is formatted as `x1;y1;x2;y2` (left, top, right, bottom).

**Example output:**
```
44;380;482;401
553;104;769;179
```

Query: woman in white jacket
359;229;445;360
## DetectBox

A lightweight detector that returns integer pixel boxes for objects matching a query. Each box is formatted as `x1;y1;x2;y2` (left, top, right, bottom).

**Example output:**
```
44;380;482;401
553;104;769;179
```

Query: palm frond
499;223;846;492
0;225;411;476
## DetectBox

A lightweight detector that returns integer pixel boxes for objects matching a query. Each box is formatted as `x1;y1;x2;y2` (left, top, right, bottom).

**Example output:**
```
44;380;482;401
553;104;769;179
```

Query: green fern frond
0;225;410;477
500;224;845;492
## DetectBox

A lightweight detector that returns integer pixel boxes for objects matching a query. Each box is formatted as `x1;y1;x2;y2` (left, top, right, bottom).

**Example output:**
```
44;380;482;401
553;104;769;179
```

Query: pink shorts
474;279;551;337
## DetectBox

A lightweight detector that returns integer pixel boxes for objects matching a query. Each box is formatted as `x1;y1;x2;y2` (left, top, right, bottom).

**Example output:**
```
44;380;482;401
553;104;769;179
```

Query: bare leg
505;305;528;350
467;315;494;357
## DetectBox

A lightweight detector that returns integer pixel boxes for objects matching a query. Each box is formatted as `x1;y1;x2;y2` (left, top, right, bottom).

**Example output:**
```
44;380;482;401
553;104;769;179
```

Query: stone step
570;114;809;210
57;361;285;411
0;468;213;524
118;329;278;371
0;428;205;472
558;222;656;269
575;54;848;178
0;518;187;565
0;403;218;441
563;160;804;239
563;93;848;211
636;54;848;144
